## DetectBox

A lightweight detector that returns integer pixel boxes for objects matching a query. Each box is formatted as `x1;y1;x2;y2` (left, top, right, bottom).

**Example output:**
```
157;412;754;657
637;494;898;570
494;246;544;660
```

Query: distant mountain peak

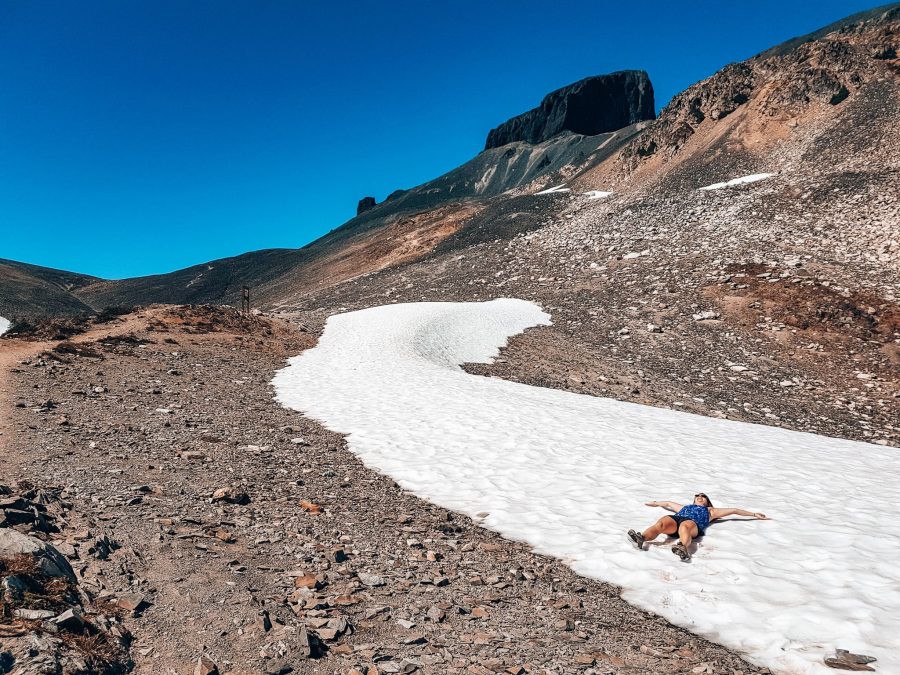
484;70;655;150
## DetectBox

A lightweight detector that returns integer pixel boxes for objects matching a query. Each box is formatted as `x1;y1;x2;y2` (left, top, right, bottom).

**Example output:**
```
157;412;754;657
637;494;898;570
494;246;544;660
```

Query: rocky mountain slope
268;4;899;448
2;71;656;321
0;259;98;320
3;4;899;448
66;120;647;315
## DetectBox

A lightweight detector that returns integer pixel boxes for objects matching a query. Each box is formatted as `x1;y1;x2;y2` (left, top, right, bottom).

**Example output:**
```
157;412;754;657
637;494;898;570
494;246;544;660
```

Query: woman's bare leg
678;520;699;547
642;516;677;541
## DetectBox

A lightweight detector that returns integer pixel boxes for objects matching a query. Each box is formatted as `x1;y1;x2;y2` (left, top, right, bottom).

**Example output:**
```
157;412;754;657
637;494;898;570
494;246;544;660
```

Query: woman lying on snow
628;493;768;561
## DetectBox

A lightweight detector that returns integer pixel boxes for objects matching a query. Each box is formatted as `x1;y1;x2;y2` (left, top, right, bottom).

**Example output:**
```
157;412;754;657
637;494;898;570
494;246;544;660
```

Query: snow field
535;184;571;195
534;184;612;199
0;316;10;336
699;173;774;190
583;190;612;200
273;299;900;674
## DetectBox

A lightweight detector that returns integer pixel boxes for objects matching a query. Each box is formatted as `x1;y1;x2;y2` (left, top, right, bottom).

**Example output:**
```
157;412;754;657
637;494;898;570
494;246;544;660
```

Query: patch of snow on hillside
475;164;498;193
0;316;10;336
584;190;612;200
535;184;570;195
699;173;774;190
273;299;900;674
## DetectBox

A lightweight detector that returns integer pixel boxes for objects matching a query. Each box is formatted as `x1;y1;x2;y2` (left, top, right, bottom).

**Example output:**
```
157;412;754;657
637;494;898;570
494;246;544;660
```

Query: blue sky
0;0;882;279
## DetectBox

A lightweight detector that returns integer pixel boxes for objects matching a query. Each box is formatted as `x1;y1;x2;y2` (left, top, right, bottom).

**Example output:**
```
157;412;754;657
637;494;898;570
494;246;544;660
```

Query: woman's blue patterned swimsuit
674;505;710;534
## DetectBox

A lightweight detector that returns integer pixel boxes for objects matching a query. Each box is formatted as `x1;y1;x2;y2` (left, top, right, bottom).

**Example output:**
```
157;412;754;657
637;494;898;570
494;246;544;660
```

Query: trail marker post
241;286;250;315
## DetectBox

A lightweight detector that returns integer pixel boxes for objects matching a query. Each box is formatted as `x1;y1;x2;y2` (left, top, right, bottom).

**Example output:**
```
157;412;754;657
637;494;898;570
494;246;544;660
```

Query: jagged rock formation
484;71;655;150
356;196;377;215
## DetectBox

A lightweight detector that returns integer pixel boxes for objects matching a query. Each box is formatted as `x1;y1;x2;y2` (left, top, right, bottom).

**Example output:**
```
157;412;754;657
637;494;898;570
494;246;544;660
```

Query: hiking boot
672;543;690;561
627;529;645;550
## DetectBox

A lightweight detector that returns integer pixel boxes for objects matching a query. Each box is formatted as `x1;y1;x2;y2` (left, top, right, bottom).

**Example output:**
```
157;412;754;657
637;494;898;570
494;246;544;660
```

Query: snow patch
0;316;10;336
535;184;570;195
583;190;612;200
475;164;499;193
273;300;900;674
699;173;774;190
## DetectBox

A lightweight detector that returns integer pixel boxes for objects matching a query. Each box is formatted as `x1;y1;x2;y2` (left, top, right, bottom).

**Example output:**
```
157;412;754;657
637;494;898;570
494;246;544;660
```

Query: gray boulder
0;529;76;582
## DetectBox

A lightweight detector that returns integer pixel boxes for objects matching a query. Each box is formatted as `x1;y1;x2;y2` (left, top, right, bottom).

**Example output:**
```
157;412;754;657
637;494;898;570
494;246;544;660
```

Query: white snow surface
534;184;571;195
534;185;612;199
0;316;10;336
273;299;900;674
699;173;774;190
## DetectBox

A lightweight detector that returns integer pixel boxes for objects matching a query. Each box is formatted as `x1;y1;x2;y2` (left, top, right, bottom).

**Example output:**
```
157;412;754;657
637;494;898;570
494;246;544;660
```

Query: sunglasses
694;494;709;500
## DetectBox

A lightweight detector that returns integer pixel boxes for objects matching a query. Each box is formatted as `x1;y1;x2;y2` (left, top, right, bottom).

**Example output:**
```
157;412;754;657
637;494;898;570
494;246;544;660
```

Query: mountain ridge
1;4;897;322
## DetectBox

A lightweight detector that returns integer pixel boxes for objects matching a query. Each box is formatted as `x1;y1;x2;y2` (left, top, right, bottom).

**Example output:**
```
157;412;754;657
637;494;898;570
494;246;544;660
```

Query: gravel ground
1;306;765;675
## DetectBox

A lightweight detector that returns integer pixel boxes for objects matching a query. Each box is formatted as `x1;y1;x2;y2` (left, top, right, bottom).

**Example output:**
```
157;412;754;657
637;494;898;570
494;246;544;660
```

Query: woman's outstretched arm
709;507;768;521
645;500;682;512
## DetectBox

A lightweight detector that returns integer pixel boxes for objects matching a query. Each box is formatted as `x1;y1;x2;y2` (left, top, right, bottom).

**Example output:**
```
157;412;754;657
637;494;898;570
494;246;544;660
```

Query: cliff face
357;196;377;215
484;70;655;150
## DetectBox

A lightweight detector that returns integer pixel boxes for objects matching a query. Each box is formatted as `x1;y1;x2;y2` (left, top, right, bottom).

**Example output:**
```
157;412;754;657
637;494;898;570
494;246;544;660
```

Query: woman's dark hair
696;493;714;508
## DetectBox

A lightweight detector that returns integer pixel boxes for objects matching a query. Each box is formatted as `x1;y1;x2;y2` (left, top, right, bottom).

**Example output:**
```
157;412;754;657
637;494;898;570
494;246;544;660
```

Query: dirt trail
0;340;48;437
0;314;150;459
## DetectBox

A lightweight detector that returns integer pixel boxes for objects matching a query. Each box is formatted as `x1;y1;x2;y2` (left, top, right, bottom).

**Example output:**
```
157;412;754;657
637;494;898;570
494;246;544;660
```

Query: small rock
211;487;250;505
299;500;322;514
15;608;56;620
825;648;877;671
53;608;84;632
358;572;386;587
194;654;219;675
0;529;76;581
425;606;446;622
116;592;149;614
293;574;321;590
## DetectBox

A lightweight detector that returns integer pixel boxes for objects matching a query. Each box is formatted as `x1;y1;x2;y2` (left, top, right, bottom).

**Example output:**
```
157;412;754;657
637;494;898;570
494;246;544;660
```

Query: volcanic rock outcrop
357;196;377;215
484;70;655;149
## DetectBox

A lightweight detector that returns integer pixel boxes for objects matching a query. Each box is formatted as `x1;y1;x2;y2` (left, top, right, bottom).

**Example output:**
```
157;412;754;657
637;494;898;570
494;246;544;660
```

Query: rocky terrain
1;306;767;674
0;480;136;675
2;5;900;673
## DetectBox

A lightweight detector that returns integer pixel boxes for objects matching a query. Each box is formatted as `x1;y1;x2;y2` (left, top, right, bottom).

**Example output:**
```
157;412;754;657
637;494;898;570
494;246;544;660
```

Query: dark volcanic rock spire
357;196;377;215
484;70;655;150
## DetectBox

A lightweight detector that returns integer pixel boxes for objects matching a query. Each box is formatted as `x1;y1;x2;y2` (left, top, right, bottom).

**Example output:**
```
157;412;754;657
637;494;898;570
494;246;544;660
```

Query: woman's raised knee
678;520;697;535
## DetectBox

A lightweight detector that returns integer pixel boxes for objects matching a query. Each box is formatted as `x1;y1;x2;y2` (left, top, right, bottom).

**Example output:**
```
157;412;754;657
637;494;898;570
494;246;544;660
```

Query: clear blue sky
0;0;882;279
